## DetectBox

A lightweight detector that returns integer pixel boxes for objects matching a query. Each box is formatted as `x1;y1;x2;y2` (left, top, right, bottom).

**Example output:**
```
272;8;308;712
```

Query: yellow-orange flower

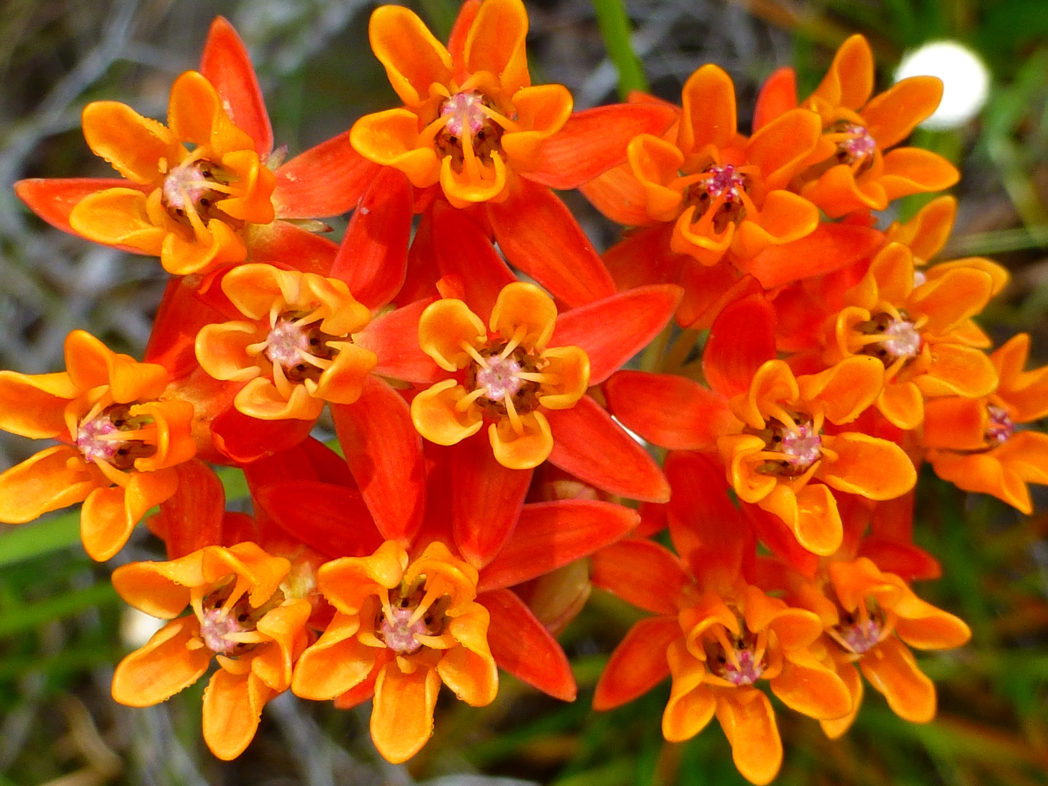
795;557;970;736
823;242;1001;429
663;585;851;785
351;0;572;207
0;330;195;560
718;358;916;555
291;540;498;763
110;542;312;760
411;282;590;469
70;71;276;275
195;264;376;421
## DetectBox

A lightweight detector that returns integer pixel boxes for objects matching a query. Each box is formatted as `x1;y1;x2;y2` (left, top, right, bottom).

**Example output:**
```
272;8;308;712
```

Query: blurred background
0;0;1046;784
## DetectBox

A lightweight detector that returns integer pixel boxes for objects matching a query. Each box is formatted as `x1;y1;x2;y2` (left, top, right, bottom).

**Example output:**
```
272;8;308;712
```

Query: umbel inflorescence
2;2;1042;782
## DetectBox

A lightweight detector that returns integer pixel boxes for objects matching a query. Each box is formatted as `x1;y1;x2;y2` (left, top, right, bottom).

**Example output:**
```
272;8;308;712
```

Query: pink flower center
780;421;822;470
162;161;212;211
838;618;883;654
265;318;311;368
379;607;430;655
477;355;523;401
76;413;120;463
985;404;1014;445
723;647;764;686
199;606;248;656
704;163;746;201
441;91;489;137
839;123;877;162
881;318;922;360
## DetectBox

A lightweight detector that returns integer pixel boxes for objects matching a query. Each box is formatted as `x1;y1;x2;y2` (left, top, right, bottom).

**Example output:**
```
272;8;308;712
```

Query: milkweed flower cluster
2;2;1038;780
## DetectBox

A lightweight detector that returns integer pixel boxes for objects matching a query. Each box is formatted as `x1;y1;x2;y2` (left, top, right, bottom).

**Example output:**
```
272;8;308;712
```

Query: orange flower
585;64;822;268
0;330;195;560
16;18;375;277
823;242;1001;429
922;333;1048;513
195;263;377;421
290;540;498;763
662;586;851;785
718;357;916;555
350;0;674;307
795;556;970;736
412;281;589;469
796;35;959;216
111;542;312;760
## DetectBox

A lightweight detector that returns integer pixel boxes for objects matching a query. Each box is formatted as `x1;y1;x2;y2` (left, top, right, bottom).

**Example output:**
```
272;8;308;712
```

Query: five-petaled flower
110;541;312;759
0;330;196;560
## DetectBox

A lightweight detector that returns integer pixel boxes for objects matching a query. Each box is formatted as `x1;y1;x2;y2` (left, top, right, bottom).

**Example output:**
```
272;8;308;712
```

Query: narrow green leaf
0;511;81;568
592;0;649;98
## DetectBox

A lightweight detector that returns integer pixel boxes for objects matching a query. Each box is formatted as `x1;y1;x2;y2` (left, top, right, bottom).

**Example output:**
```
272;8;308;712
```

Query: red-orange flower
16;17;374;277
0;330;195;560
111;542;312;760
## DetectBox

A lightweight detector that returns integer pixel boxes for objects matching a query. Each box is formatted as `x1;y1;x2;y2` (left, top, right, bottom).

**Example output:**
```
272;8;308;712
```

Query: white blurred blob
895;40;991;130
120;606;164;648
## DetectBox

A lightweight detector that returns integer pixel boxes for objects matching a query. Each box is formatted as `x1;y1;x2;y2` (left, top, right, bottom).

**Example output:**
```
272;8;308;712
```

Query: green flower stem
592;0;649;98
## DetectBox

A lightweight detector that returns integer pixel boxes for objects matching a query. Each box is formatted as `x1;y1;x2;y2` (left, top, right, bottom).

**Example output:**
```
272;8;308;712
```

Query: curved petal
412;380;485;445
448;438;531;567
859;637;936;723
820;433;916;501
81;101;180;183
69;188;165;254
715;689;783;786
589;538;686;615
678;64;736;152
368;5;452;107
464;0;530;95
274;130;381;218
291;614;379;700
202;669;269;760
863;76;942;149
771;655;852;720
488;410;554;469
0;446;97;524
703;292;777;398
111;617;211;707
14;177;139;236
370;663;442;764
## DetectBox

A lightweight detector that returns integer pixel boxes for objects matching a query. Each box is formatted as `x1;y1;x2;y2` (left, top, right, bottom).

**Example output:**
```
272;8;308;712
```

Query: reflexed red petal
487;179;615;307
590;538;686;615
445;438;531;567
547;395;670;502
210;405;314;465
665;451;754;587
328;167;413;310
479;499;638;591
145;276;234;377
740;223;884;289
753;67;797;130
274;131;381;218
199;17;272;155
604;371;735;450
552;284;681;384
528;103;676;189
253;481;383;558
703;292;776;398
480;588;576;700
356;298;442;384
15;177;148;238
604;224;685;292
594;617;678;709
244;221;339;276
332;378;425;543
430;201;515;319
153;460;225;559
